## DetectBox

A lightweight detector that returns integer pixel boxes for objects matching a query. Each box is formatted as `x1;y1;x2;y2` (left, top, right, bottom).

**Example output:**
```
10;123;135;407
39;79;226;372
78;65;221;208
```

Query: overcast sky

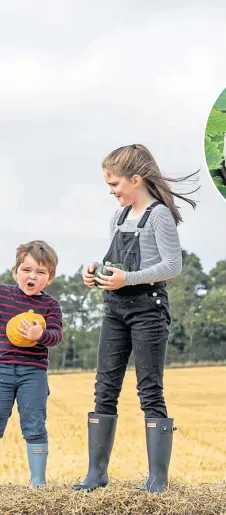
0;0;225;277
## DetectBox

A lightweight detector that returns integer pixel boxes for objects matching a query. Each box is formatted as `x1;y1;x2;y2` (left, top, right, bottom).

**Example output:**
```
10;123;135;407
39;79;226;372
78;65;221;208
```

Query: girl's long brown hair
102;144;200;225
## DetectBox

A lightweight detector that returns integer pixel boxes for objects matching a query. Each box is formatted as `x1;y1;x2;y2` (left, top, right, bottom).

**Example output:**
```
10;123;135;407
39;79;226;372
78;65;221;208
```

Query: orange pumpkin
6;309;46;347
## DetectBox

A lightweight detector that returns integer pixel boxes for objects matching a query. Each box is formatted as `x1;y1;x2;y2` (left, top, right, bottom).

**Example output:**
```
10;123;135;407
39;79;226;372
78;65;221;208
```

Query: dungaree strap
117;201;162;227
137;201;162;228
117;206;132;226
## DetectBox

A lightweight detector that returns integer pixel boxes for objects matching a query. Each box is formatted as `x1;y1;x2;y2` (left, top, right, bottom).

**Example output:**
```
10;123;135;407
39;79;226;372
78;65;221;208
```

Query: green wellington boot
140;418;176;494
72;412;117;491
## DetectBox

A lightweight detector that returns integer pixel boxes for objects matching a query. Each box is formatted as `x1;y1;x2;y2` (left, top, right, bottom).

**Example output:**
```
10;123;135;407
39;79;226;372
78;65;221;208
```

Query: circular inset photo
204;87;226;199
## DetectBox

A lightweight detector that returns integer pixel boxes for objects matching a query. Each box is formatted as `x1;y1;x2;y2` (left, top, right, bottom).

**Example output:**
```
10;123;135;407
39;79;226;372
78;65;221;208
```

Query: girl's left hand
95;267;126;290
18;319;44;341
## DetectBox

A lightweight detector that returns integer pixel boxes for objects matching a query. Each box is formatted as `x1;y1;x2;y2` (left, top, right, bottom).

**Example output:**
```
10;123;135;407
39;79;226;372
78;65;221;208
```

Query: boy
0;240;63;487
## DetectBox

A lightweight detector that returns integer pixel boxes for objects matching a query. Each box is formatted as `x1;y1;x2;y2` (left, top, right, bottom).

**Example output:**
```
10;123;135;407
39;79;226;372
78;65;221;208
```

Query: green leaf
211;135;224;153
206;107;226;136
204;135;223;169
217;184;226;197
213;176;223;186
211;134;224;142
210;168;221;177
215;88;226;111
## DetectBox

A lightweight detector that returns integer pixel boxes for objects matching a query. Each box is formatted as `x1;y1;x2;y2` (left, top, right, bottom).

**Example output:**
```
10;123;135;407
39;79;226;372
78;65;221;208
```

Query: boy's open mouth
27;281;35;288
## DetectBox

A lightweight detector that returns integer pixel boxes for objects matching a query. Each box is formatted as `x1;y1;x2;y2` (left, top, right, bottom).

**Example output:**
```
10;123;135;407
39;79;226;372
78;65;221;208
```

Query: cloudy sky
0;0;225;277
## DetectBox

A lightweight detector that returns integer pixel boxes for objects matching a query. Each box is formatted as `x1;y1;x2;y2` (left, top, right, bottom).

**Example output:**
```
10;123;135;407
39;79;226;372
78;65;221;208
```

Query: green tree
184;287;226;361
209;260;226;287
167;251;210;360
49;269;103;369
0;251;226;367
0;269;15;285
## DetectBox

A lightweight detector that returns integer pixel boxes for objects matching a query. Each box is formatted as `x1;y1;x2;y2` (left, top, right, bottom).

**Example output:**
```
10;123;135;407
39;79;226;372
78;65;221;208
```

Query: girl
73;144;199;494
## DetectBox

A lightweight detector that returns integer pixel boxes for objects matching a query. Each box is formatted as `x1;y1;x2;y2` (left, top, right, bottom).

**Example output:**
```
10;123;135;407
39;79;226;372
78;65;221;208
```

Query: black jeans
94;287;171;418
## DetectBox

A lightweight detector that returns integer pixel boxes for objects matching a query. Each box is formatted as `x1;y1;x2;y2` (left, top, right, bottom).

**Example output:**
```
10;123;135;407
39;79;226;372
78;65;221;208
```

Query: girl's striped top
0;284;63;369
110;202;182;286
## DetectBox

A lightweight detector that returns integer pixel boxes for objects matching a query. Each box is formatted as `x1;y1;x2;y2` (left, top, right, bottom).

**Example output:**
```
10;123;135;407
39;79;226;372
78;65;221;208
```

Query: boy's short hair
14;240;58;280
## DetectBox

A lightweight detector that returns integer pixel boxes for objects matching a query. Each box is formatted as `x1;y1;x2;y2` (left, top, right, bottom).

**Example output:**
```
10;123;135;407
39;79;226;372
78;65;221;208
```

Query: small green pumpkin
94;261;128;287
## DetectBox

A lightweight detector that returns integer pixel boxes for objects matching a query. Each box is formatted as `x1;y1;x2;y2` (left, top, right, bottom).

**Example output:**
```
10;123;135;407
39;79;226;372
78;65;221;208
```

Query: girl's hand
95;266;126;290
18;319;44;341
83;263;96;288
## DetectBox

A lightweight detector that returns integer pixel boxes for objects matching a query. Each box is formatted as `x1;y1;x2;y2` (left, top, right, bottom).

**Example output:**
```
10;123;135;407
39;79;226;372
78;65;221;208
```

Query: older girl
73;144;199;494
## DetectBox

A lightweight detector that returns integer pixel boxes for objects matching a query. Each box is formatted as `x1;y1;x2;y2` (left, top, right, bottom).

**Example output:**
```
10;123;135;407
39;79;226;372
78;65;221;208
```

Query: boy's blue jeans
0;364;49;443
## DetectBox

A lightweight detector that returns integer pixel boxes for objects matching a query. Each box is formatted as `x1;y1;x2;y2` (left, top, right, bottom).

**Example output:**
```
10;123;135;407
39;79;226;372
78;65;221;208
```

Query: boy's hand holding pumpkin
18;319;44;341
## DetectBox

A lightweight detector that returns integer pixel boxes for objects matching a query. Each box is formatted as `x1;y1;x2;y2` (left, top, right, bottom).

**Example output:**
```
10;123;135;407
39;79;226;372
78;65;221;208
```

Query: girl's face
103;170;141;207
14;254;52;296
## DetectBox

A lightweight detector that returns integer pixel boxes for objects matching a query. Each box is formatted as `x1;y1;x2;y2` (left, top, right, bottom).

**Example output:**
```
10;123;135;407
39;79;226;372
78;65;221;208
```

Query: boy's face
15;254;53;296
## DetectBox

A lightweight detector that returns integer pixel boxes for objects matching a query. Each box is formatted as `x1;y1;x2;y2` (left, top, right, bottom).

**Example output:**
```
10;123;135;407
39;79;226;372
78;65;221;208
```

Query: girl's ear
132;174;142;188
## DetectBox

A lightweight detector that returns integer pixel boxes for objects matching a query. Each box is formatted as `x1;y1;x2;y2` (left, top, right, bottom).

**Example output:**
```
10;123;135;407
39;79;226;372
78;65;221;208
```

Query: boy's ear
47;276;55;287
12;268;17;282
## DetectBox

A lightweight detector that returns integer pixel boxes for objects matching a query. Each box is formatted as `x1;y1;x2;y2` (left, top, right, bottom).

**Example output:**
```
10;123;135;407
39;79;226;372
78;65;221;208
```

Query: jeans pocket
145;292;171;325
0;364;14;376
144;292;164;310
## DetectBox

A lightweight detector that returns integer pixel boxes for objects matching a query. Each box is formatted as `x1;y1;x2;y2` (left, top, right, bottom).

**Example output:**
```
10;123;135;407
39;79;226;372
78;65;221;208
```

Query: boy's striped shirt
0;284;63;369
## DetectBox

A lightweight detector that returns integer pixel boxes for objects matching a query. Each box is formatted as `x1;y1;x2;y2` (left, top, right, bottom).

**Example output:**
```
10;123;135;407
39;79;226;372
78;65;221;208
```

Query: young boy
0;240;63;487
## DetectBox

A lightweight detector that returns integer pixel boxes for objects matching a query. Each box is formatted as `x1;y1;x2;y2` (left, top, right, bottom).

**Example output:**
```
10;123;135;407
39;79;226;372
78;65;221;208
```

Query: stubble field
0;366;225;514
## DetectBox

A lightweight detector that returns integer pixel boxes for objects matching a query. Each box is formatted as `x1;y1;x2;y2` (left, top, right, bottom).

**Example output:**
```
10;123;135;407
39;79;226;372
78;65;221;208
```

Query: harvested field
0;367;225;514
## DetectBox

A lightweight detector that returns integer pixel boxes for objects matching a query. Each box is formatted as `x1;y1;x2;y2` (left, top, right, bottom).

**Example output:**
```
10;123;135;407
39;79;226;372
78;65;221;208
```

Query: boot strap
160;425;177;434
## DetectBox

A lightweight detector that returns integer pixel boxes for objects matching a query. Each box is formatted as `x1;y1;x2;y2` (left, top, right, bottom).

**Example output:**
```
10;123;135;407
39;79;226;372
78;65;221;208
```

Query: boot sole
136;484;168;494
72;483;107;492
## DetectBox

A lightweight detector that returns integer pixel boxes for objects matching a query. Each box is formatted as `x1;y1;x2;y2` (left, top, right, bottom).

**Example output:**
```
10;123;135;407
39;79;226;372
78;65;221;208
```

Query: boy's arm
37;299;63;348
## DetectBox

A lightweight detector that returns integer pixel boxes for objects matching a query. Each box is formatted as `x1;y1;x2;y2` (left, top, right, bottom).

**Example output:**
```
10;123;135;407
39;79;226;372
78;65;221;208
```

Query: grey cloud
0;0;225;277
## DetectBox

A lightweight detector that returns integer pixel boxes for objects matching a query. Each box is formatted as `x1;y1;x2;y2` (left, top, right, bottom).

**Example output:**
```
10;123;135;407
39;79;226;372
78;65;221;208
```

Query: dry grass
0;366;226;514
0;480;226;515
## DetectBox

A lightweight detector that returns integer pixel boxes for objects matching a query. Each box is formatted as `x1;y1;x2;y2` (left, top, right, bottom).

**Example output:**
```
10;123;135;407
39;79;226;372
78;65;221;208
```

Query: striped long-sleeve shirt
0;284;63;369
110;202;182;286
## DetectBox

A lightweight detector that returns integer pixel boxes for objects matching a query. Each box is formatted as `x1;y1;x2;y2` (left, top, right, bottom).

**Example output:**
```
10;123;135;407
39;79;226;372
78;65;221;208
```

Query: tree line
0;250;226;369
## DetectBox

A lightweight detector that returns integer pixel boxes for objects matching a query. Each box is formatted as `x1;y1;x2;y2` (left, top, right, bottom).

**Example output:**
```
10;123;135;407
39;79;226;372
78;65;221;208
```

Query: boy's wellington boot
26;443;48;488
72;412;117;491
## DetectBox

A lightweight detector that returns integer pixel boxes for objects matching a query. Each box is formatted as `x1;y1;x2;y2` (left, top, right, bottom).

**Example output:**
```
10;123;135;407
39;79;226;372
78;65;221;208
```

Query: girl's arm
124;206;182;286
